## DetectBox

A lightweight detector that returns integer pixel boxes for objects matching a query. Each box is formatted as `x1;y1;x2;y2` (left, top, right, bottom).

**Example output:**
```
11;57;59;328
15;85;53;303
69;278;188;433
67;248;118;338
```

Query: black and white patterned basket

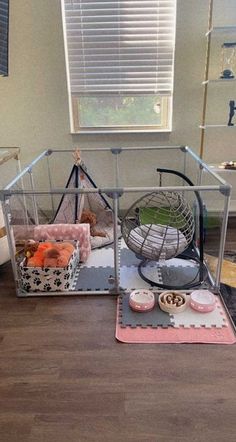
18;242;80;292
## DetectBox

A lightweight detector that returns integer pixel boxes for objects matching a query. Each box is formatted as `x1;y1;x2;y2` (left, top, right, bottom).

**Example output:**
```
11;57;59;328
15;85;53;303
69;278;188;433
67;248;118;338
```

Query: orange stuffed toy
27;242;52;267
43;246;60;268
44;242;75;267
26;241;75;268
56;242;75;267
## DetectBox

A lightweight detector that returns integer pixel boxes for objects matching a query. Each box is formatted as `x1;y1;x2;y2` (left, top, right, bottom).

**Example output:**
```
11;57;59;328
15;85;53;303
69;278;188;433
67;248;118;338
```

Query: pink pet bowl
129;289;155;312
190;290;216;313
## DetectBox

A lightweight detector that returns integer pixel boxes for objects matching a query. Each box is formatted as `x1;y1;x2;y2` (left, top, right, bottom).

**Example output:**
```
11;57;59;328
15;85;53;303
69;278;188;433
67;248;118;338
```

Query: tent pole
75;165;79;223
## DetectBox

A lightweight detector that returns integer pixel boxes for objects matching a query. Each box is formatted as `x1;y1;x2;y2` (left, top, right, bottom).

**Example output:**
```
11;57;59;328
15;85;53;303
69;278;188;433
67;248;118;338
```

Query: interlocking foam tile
163;257;197;268
83;247;114;268
119;239;202;289
74;266;114;291
170;296;227;329
120;248;143;267
120;265;162;290
117;294;228;330
160;265;200;287
72;236;203;292
131;264;163;286
70;267;80;291
119;294;172;328
116;296;236;344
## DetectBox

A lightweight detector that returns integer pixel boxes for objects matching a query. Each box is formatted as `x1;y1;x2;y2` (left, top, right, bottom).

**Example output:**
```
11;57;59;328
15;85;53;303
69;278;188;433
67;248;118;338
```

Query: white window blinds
62;0;176;94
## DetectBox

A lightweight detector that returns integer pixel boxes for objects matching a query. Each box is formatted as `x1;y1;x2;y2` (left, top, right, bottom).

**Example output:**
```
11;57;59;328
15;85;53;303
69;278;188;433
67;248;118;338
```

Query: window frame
61;0;176;134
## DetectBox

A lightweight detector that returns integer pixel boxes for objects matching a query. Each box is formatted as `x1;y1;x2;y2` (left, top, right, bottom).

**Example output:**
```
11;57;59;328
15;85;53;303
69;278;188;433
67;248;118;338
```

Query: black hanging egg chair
121;169;206;290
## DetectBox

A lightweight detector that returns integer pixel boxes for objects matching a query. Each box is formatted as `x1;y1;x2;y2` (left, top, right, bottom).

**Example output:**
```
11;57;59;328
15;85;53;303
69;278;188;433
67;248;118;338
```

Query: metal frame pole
28;169;39;225
112;192;121;294
200;0;214;159
1;197;18;283
214;189;231;289
46;155;55;215
16;150;29;227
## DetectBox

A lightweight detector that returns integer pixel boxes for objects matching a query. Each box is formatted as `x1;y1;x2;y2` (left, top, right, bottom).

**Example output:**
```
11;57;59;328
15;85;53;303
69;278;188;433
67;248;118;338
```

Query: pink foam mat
116;296;236;344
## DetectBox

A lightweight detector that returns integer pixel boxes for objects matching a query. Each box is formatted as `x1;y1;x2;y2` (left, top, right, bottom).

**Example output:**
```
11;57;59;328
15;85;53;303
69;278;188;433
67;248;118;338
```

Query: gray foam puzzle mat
72;237;204;292
119;294;173;328
120;265;162;291
120;248;145;267
142;264;200;287
84;247;114;268
74;266;114;291
161;265;199;286
118;294;227;329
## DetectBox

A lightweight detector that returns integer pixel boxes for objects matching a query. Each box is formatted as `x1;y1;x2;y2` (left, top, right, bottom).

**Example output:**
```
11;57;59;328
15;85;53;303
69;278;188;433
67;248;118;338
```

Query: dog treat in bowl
158;291;187;313
129;289;155;312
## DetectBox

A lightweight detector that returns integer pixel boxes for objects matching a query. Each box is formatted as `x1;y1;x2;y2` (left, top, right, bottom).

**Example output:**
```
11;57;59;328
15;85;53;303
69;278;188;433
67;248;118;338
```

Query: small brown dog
80;209;106;237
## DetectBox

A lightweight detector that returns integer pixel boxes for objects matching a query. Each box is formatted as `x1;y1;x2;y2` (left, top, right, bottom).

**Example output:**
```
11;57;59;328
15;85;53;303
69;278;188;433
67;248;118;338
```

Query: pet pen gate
0;147;21;265
0;145;231;297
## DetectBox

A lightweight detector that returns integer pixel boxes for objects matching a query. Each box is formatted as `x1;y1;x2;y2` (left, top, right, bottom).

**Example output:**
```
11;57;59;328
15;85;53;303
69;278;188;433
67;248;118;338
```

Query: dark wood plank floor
1;230;236;442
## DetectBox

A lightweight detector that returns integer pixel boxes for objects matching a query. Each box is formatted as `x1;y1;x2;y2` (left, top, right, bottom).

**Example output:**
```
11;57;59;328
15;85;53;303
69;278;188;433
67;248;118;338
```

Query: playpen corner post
28;168;39;225
111;148;122;216
111;148;122;188
46;153;55;215
1;194;18;287
215;185;231;289
112;190;122;294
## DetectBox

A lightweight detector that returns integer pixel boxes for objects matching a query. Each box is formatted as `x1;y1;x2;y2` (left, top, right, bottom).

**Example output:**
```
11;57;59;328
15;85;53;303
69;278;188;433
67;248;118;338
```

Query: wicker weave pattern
121;191;195;261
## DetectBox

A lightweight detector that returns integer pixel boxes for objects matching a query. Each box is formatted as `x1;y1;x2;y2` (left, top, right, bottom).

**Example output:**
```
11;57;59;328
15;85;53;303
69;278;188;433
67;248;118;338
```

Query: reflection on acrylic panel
220;42;236;79
228;100;236;126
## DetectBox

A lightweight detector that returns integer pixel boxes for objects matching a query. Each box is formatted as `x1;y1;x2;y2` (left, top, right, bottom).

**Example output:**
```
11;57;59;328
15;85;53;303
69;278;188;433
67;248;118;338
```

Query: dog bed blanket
127;224;187;260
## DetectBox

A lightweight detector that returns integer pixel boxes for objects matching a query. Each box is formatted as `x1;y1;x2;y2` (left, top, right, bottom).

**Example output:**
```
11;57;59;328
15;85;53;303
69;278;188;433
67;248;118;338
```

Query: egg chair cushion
127;224;188;261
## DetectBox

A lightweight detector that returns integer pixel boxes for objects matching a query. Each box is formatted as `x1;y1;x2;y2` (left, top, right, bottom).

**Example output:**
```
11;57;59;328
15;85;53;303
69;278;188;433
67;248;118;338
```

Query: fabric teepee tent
53;160;118;249
53;163;111;224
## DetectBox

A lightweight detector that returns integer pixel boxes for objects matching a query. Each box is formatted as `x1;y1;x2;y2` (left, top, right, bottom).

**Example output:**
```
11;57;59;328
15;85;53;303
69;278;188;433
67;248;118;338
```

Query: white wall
0;0;235;181
0;0;72;166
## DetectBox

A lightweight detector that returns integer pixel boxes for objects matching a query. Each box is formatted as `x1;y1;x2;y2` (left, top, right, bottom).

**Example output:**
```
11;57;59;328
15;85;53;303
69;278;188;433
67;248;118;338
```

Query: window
0;0;9;77
61;0;176;133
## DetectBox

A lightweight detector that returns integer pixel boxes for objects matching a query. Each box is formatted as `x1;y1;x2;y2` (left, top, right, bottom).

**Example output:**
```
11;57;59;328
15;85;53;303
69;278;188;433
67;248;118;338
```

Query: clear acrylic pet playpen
0;145;231;297
0;147;21;266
